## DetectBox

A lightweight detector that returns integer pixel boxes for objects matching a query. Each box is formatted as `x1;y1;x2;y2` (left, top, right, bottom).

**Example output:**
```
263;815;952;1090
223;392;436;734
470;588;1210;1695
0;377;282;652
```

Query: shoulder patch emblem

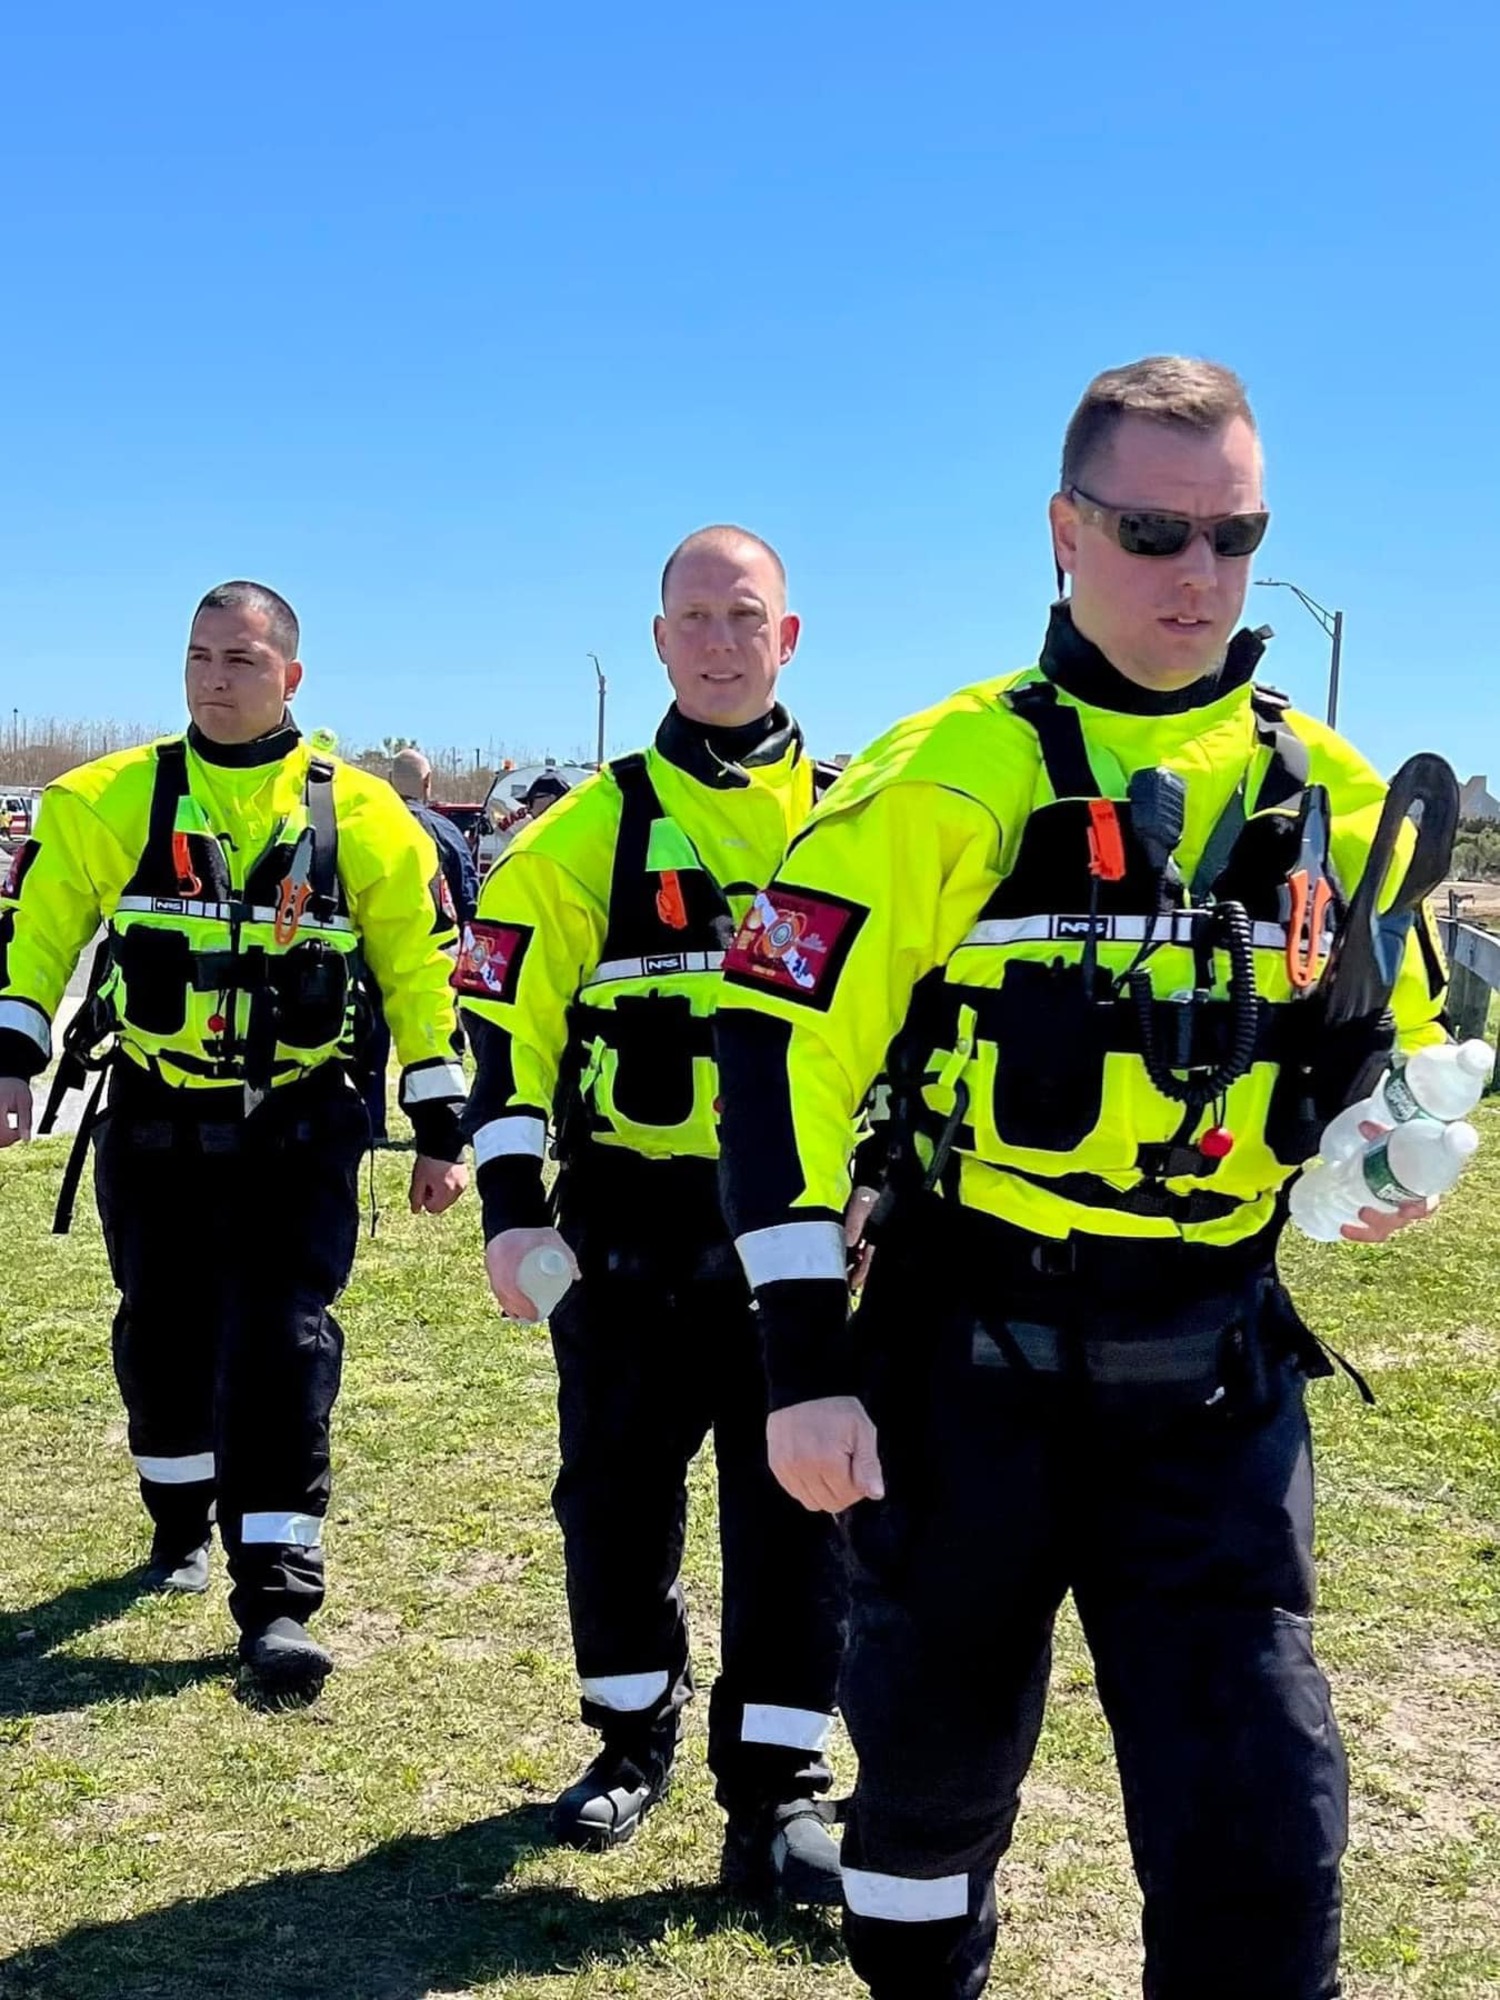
722;888;867;1010
452;919;532;1004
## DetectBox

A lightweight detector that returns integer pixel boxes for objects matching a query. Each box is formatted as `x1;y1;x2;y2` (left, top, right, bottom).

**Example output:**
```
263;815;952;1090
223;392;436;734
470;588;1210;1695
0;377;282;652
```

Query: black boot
238;1616;334;1698
551;1744;673;1850
722;1798;843;1904
144;1534;212;1595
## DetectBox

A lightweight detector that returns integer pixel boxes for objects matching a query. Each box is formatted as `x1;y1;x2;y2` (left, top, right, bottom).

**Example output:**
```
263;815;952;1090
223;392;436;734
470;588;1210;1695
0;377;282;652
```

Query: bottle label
1361;1138;1420;1207
1384;1069;1420;1123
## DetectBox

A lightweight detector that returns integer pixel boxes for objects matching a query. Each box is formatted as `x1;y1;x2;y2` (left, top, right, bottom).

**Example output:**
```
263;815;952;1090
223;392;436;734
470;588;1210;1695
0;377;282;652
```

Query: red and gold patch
451;919;532;1004
722;887;867;1010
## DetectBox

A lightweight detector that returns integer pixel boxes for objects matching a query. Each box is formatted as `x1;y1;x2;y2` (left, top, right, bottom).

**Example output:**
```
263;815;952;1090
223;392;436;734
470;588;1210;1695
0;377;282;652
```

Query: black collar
187;713;302;768
654;703;804;788
1039;602;1268;716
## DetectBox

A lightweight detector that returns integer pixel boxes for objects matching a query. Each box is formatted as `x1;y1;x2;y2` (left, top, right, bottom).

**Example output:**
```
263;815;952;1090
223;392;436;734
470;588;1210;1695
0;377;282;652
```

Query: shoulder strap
600;753;728;960
121;740;191;898
1006;682;1100;801
303;756;340;909
1249;684;1310;810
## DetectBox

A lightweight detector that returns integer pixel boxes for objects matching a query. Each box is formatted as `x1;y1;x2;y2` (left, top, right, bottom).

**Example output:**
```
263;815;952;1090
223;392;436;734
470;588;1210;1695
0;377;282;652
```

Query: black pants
840;1210;1347;2000
551;1155;847;1813
94;1064;365;1633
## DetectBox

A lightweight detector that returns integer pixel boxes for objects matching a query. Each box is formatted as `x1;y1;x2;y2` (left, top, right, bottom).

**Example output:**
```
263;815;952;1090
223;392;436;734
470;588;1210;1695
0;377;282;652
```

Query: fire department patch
722;887;867;1010
451;920;532;1004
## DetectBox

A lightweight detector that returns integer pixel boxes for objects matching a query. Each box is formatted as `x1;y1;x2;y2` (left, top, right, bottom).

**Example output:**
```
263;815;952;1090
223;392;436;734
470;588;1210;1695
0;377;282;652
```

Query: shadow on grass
0;1570;233;1719
0;1806;842;1999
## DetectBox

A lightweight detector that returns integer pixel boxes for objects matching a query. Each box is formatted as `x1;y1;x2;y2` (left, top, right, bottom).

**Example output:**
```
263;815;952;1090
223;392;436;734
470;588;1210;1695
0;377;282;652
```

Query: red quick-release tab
1087;799;1127;883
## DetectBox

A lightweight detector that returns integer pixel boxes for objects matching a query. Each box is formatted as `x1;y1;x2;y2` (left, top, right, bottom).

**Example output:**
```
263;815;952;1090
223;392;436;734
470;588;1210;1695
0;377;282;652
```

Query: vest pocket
602;993;703;1129
268;942;351;1050
115;927;191;1037
986;959;1107;1152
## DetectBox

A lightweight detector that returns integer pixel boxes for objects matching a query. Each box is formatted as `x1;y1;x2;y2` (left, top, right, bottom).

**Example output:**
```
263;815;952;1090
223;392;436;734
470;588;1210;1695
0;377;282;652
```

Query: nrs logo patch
722;887;867;1010
452;920;532;1004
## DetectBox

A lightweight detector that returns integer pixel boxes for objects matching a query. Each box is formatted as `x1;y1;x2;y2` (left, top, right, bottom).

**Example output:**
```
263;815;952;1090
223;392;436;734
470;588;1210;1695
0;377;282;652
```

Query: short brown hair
660;524;786;607
1060;357;1256;491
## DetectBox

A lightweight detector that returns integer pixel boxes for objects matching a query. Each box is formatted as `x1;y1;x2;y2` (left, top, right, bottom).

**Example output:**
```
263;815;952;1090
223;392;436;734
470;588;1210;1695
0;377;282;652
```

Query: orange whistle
1087;799;1127;883
172;831;202;896
655;870;688;930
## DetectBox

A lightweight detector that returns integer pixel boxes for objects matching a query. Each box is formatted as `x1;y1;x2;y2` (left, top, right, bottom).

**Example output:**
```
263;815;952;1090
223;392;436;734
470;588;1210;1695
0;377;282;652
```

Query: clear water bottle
516;1244;574;1319
1289;1117;1480;1242
1319;1040;1493;1165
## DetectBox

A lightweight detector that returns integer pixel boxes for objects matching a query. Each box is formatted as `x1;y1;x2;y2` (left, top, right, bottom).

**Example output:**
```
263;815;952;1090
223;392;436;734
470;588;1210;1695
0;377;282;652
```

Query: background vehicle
478;760;594;874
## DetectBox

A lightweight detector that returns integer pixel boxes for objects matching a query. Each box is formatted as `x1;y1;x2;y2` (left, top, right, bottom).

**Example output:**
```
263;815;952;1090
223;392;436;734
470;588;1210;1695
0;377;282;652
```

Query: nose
1175;528;1220;589
704;616;735;652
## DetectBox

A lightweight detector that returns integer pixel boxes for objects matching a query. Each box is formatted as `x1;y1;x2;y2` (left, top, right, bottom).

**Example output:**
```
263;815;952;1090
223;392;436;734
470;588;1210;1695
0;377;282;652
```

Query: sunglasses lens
1114;511;1193;558
1213;512;1270;557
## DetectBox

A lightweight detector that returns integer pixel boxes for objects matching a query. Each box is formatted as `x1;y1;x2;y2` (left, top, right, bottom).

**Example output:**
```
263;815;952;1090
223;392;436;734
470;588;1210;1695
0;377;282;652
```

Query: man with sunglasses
715;357;1451;1997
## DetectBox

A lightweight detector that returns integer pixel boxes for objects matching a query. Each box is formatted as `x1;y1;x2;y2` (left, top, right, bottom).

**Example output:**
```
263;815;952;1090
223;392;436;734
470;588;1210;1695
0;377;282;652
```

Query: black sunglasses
1068;484;1270;560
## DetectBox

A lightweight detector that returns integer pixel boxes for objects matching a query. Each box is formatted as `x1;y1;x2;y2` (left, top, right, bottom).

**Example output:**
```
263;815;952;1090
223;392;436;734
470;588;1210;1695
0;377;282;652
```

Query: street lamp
587;653;607;769
1255;579;1344;730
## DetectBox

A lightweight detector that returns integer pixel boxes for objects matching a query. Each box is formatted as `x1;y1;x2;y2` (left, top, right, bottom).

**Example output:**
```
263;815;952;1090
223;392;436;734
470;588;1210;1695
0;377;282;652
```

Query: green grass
2;1107;1497;1999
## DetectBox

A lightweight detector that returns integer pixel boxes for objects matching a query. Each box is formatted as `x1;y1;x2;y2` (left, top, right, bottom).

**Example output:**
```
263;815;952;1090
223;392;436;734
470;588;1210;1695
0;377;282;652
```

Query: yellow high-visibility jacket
456;704;833;1242
0;719;464;1132
715;610;1448;1406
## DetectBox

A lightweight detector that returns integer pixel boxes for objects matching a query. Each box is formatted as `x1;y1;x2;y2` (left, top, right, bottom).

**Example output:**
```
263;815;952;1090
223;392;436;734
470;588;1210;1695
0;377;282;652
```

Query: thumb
850;1419;885;1501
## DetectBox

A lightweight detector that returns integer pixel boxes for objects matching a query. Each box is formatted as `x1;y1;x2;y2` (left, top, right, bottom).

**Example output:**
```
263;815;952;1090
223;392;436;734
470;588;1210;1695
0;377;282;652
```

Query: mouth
1159;615;1213;633
702;671;742;685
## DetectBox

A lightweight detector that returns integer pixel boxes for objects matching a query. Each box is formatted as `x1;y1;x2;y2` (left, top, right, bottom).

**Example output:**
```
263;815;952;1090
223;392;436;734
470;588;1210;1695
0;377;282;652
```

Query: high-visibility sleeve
457;821;611;1241
337;775;465;1141
0;786;117;1077
715;782;1003;1405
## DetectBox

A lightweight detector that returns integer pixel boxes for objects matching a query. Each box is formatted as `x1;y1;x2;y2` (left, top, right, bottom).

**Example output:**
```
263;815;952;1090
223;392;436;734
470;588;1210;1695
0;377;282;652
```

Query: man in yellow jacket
716;362;1451;1998
0;581;467;1698
459;527;845;1897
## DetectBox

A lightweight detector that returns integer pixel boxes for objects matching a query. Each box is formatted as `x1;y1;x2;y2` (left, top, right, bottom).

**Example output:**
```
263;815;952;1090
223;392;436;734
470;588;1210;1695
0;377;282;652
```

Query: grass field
2;1113;1497;2000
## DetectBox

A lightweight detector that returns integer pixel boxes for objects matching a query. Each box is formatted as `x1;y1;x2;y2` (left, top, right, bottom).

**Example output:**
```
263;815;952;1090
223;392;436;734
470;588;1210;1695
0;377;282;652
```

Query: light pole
1255;579;1344;730
587;653;607;768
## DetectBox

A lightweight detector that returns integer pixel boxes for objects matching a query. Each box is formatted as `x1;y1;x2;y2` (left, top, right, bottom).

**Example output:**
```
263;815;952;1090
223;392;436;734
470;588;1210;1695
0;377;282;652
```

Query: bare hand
0;1078;32;1149
844;1185;879;1294
767;1395;884;1513
1340;1120;1439;1243
485;1225;580;1320
409;1156;468;1215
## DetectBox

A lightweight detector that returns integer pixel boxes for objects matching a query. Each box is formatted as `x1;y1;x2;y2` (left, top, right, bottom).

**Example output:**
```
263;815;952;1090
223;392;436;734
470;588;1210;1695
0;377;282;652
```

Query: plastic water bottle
1319;1040;1493;1164
1289;1118;1480;1242
516;1245;573;1319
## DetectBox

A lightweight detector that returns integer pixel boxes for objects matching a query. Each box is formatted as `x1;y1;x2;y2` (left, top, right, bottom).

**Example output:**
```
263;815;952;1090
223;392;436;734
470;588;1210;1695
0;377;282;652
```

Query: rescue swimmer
714;359;1451;1999
0;581;468;1699
459;527;847;1898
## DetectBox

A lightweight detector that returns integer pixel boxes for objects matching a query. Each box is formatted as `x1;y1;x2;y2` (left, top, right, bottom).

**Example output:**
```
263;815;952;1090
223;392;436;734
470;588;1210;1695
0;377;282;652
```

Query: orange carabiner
1285;870;1332;991
172;831;202;897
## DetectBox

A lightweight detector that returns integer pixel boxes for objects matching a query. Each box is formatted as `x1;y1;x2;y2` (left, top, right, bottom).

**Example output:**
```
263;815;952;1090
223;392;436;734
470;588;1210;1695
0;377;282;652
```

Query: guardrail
1437;918;1500;1088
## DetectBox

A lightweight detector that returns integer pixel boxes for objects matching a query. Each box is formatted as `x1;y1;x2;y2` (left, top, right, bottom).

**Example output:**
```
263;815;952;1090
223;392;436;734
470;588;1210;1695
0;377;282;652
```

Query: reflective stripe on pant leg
241;1511;324;1547
133;1451;216;1483
580;1670;671;1711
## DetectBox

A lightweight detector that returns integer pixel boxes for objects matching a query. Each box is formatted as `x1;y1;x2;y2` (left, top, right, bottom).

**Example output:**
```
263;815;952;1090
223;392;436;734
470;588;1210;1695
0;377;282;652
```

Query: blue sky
2;2;1496;783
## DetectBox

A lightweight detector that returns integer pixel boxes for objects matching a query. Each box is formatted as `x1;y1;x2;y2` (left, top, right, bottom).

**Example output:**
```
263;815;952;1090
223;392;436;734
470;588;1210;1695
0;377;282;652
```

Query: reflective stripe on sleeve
842;1867;970;1923
399;1059;468;1106
473;1114;547;1165
741;1703;833;1752
0;997;51;1058
241;1511;324;1547
132;1451;215;1484
579;1669;670;1711
737;1219;847;1289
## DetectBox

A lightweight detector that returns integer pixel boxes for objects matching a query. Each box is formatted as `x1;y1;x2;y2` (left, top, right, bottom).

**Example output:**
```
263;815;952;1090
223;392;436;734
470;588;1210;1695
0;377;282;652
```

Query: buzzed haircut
1061;357;1257;492
193;580;301;660
660;525;787;608
390;748;432;799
